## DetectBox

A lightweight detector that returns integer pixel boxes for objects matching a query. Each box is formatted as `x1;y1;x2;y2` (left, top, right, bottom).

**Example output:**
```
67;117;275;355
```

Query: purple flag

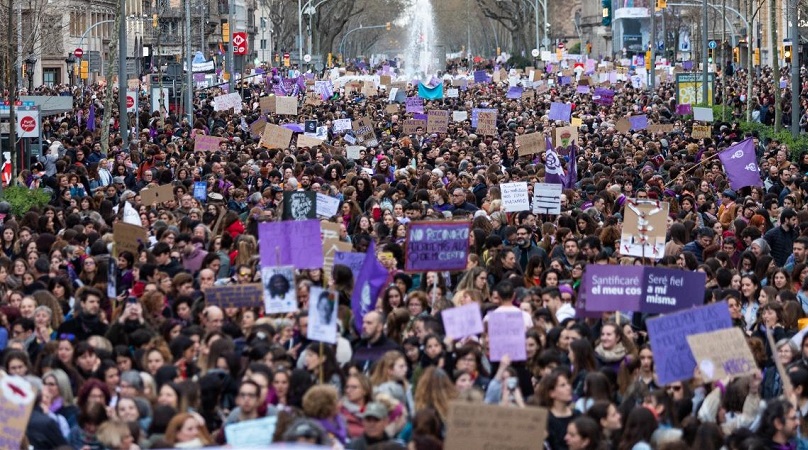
564;143;578;189
544;137;565;185
350;241;389;333
718;138;763;190
87;104;96;131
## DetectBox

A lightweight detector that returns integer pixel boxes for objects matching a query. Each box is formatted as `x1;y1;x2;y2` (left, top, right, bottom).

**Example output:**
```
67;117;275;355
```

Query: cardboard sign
0;375;36;450
296;134;324;148
113;222;148;257
687;327;758;382
403;119;427;135
380;75;392;87
619;199;670;258
260;123;293;149
282;191;317;221
205;283;264;308
521;89;535;100
516;132;545;156
427;110;450;134
488;310;527;361
140;183;175;206
554;126;578;148
692;125;712;139
275;96;298;115
445;402;547;450
647;301;732;385
353;117;378;147
405;221;470;272
533;182;563;215
385;104;399;114
259;96;275;113
249;116;267;137
476;111;497;135
500;182;530;212
442;303;484;340
648;123;675;133
193;135;223;152
615;118;631;133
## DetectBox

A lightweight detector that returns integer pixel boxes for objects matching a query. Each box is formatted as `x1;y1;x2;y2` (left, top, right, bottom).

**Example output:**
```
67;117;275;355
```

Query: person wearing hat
718;189;738;229
346;402;403;449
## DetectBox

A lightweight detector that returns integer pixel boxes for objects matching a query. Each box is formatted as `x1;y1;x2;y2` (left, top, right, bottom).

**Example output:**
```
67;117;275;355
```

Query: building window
43;68;59;87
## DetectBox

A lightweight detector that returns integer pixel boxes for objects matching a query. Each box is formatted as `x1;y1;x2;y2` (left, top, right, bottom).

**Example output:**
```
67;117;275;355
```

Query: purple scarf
316;416;348;444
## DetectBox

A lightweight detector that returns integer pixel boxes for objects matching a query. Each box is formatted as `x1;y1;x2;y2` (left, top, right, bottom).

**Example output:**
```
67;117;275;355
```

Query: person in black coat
26;401;69;450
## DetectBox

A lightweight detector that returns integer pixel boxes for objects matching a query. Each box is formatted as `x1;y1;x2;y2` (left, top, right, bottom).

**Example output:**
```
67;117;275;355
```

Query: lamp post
25;56;36;91
65;54;76;86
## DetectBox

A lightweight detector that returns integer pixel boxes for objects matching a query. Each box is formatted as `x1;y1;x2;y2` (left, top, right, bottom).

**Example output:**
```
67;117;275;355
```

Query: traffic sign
74;48;84;58
531;49;539;57
233;32;247;55
19;116;35;133
708;40;717;49
303;54;311;63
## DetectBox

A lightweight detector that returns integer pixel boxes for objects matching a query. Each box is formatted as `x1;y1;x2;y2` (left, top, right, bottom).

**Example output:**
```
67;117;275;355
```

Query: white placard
214;92;242;111
333;118;352;132
125;91;138;113
316;193;340;218
346;145;362;160
693;107;714;122
500;182;530;212
388;87;399;102
541;51;552;61
150;87;169;113
452;111;468;122
447;88;459;98
533;183;563;215
344;134;356;144
261;266;298;314
306;286;338;344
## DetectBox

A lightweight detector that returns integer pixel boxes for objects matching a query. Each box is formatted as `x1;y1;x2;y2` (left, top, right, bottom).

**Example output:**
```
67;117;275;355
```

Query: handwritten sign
516;132;545;156
442;304;484;340
260;123;293;149
193;135;223;152
406;96;424;113
555;126;578;148
500;182;530;212
452;111;468;122
445;402;547;450
140;183;175;207
620;200;669;258
405;221;470;272
205;284;263;308
296;134;324;148
648;123;674;133
275;96;298;115
283;191;317;221
687;327;758;382
0;376;36;450
533;182;563;215
333;118;352;132
647;301;732;385
258;220;323;269
334;251;366;275
427;110;450;134
113;223;148;257
224;416;277;447
403;119;427;135
214;92;242;111
487;310;527;362
476;111;497;135
316;192;340;218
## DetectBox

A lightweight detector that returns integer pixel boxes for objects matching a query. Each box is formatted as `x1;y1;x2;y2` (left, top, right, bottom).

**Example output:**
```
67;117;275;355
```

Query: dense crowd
4;56;808;450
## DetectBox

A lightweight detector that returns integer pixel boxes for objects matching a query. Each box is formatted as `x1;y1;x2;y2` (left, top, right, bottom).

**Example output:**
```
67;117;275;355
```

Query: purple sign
629;114;648;131
471;108;498;128
682;61;694;71
559;76;572;85
405;221;470;272
549;102;572;122
488;310;527;362
473;70;487;83
583;265;706;314
576;85;591;94
647;301;732;385
258;220;323;269
506;86;524;99
593;88;614;106
406;96;424;113
413;113;428;121
334;251;366;275
676;103;693;115
442;304;484;340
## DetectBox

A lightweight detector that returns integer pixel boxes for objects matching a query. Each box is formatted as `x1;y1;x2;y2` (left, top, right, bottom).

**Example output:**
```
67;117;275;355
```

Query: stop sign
74;48;84;58
126;95;135;108
19;116;36;133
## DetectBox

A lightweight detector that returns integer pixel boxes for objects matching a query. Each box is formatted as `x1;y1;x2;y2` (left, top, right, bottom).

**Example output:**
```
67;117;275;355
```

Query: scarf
595;342;627;363
316;416;348;444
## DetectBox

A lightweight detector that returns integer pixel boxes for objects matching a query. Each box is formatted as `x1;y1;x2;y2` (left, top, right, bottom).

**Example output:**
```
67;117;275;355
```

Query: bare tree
474;0;532;54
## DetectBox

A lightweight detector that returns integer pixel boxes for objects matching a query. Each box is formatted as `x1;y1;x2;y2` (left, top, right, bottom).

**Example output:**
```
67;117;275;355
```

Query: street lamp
65;54;76;86
24;56;36;91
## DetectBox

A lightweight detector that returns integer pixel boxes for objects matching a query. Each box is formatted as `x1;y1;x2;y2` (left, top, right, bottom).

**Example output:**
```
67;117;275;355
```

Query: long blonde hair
369;351;405;386
414;367;458;422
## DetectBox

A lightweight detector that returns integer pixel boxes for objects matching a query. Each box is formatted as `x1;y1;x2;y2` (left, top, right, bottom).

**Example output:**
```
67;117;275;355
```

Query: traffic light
785;43;792;63
754;48;760;66
645;50;651;70
733;46;739;63
602;0;611;26
80;60;89;79
385;22;391;31
656;0;666;10
152;14;158;28
708;48;714;63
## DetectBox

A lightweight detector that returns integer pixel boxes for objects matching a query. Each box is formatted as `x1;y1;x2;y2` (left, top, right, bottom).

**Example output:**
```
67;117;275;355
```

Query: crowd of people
3;55;808;450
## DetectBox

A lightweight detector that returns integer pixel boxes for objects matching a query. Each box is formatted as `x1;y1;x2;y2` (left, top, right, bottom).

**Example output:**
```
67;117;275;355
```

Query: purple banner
258;220;323;269
405;221;470;272
647;301;732;385
406;96;424;113
473;70;487;83
488;310;527;362
559;76;572;85
593;88;614;106
506;86;524;99
629;114;648;131
576;85;591;94
718;138;763;190
334;251;366;275
549;102;572;122
582;265;644;311
641;267;706;314
676;103;693;115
